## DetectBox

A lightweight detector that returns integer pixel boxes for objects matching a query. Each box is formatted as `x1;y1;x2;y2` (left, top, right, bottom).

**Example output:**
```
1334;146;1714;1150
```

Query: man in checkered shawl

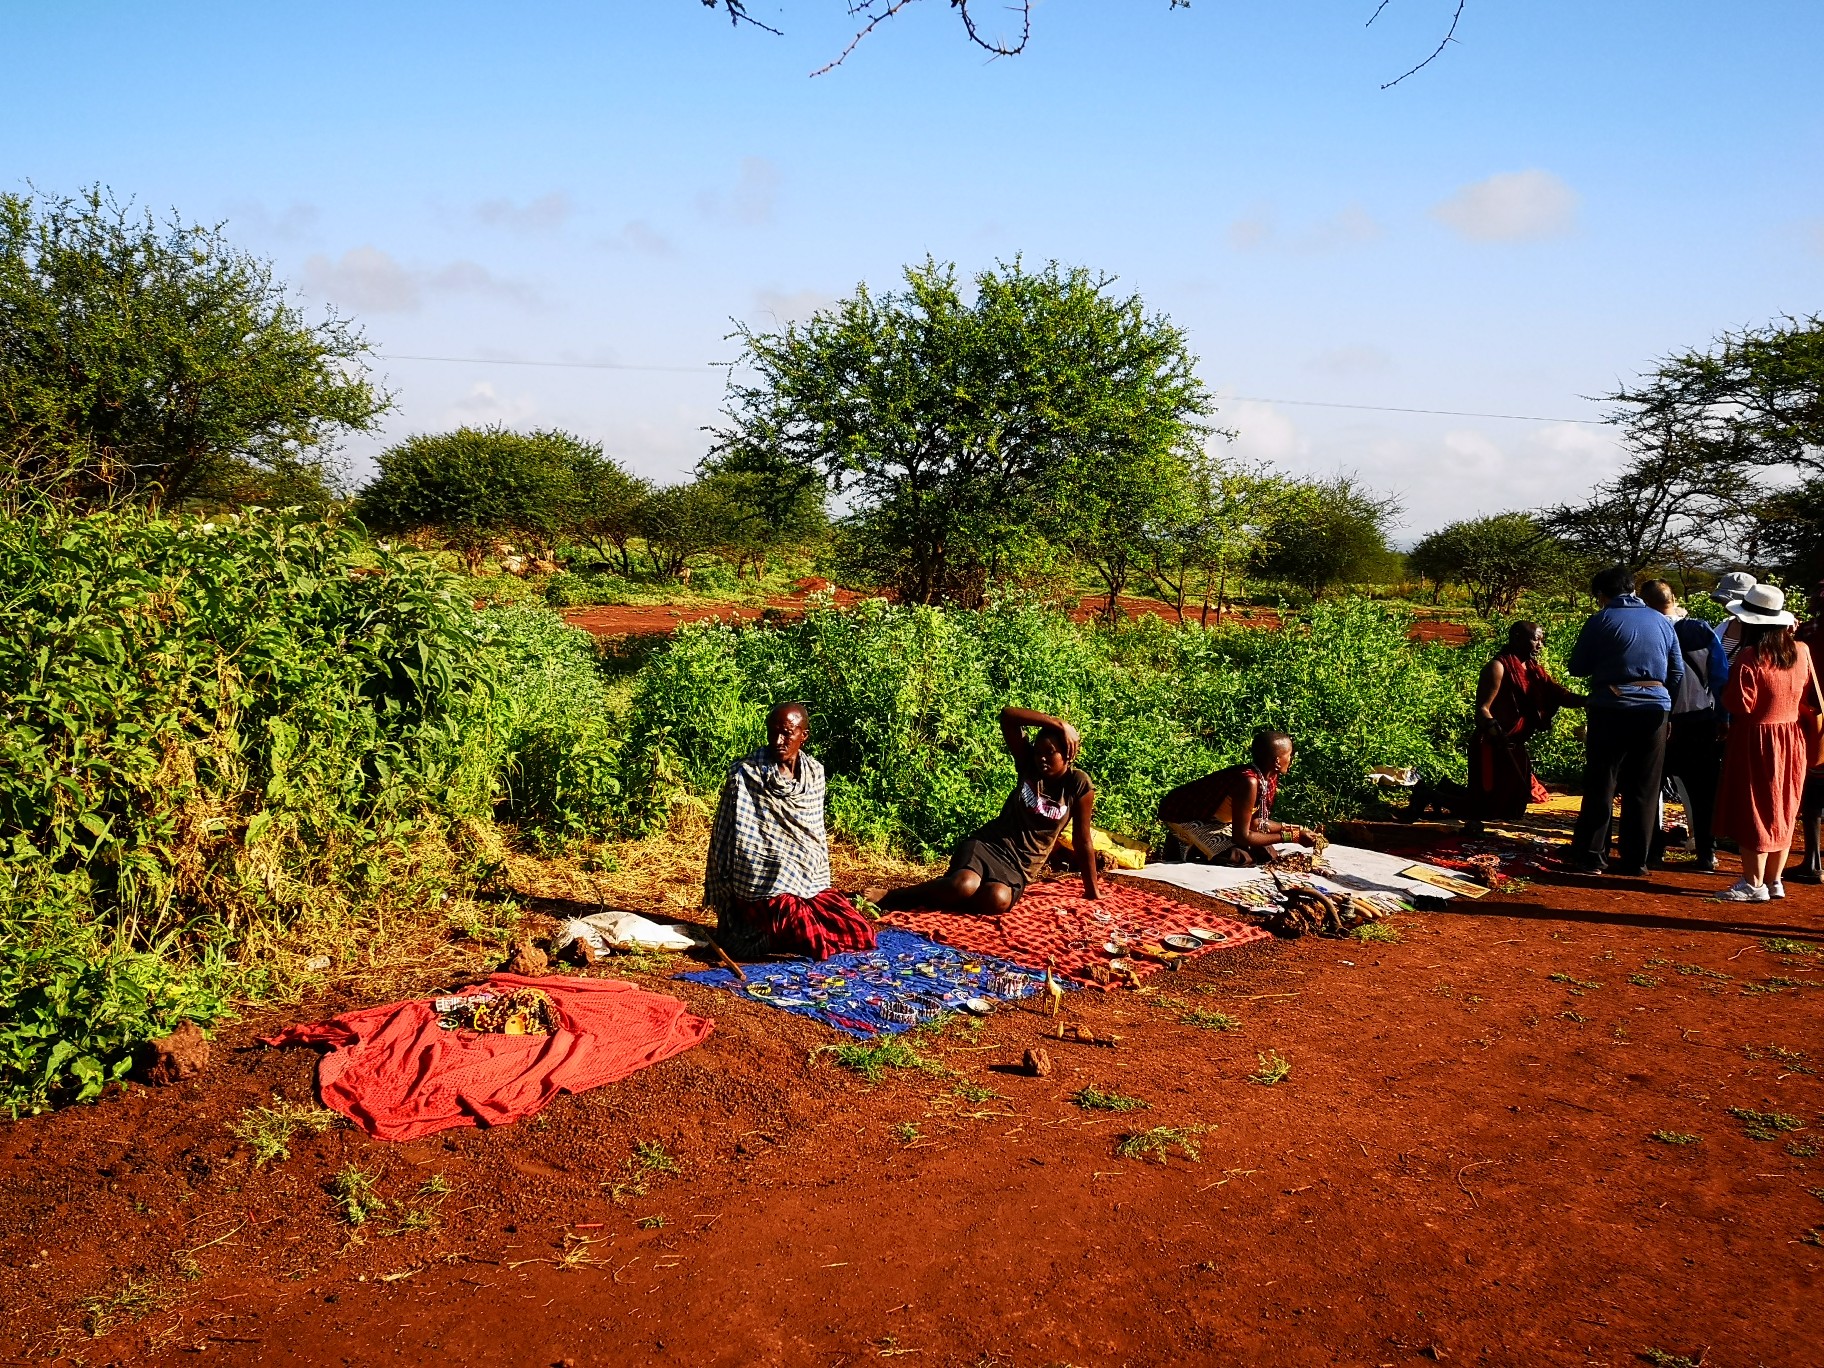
704;702;875;960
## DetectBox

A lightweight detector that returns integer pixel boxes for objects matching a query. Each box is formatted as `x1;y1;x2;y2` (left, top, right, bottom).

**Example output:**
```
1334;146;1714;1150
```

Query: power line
1223;395;1608;426
376;353;722;375
374;352;1611;425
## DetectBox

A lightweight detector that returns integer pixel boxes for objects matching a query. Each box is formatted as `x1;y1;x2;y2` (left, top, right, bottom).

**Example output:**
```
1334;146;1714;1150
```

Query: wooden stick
706;936;746;982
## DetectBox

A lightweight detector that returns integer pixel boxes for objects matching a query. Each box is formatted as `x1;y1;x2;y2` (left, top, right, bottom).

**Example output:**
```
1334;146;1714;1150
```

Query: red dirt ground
4;847;1822;1366
562;590;1472;645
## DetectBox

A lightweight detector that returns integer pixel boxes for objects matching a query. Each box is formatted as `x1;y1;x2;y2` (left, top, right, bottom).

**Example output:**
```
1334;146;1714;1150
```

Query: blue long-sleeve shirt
1566;594;1685;711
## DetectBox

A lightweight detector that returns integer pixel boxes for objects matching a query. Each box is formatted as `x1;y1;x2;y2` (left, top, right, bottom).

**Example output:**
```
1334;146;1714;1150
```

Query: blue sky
7;1;1822;533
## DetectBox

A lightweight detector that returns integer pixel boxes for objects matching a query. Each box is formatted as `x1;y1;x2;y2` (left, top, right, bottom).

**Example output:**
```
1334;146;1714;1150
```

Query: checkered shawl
704;748;833;910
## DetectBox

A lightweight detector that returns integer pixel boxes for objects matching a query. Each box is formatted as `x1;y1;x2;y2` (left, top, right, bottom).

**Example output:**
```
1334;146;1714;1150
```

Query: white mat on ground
559;910;707;955
1116;842;1461;902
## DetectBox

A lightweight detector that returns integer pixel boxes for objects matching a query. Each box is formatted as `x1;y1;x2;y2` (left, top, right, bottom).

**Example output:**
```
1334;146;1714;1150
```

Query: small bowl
1161;933;1202;953
963;997;994;1016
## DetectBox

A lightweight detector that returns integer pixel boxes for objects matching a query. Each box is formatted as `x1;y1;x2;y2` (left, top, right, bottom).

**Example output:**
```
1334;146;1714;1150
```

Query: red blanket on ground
881;879;1268;988
263;974;714;1142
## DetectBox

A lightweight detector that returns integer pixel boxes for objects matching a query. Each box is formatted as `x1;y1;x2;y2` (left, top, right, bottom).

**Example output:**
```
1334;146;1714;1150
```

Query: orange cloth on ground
263;974;714;1142
1717;642;1812;853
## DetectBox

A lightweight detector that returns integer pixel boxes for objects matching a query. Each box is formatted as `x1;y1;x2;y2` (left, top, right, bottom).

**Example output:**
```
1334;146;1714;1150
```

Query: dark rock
136;1020;210;1086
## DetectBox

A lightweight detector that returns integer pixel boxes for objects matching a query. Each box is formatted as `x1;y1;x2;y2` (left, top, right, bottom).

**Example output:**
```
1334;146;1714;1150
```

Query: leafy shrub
543;570;639;607
487;604;621;835
0;504;615;1111
684;558;740;594
616;597;1522;853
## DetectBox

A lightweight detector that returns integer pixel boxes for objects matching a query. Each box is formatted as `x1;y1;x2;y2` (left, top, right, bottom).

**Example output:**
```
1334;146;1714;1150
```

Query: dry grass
504;813;940;927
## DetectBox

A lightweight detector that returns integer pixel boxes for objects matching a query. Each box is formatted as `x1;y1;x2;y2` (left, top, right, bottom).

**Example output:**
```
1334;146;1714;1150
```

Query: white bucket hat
1726;582;1796;627
1712;570;1757;605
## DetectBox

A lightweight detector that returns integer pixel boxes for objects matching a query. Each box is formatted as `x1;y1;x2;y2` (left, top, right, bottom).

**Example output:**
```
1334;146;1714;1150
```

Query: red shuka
263;974;713;1142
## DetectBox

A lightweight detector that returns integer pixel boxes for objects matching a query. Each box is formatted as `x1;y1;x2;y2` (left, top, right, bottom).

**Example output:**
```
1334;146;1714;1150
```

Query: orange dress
1717;642;1813;852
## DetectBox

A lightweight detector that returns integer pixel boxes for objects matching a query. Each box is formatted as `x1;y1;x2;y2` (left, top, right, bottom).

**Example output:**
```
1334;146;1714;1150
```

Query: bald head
767;701;810;770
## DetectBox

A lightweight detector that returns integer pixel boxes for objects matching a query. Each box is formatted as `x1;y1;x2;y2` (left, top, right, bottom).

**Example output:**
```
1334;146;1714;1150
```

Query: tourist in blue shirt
1564;566;1684;875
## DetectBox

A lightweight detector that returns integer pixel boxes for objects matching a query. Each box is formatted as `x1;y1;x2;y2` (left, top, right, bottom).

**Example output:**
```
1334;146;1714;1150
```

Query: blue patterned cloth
677;929;1058;1036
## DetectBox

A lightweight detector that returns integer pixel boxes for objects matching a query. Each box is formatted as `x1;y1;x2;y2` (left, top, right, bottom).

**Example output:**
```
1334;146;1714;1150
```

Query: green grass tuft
1248;1050;1292;1086
328;1165;386;1226
634;1139;680;1174
1351;922;1401;944
1648;1130;1701;1147
1726;1107;1805;1141
1071;1085;1149;1113
1116;1126;1203;1164
1180;1009;1242;1032
229;1097;341;1166
819;1037;938;1083
1762;937;1813;956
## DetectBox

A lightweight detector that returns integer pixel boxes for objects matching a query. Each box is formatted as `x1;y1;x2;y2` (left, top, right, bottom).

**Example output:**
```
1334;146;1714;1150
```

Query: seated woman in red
881;707;1099;915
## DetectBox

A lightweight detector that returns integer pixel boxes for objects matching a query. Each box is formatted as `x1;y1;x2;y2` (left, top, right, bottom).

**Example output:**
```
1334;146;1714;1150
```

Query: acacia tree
1545;315;1824;574
358;426;582;572
566;446;652;575
1542;412;1751;573
1256;475;1401;599
1407;512;1571;616
1145;456;1303;625
0;187;385;511
1609;315;1824;474
711;257;1213;606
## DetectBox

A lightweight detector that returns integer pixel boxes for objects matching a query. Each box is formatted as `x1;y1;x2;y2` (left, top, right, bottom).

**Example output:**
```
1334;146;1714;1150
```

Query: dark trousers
1569;707;1669;871
1655;709;1720;861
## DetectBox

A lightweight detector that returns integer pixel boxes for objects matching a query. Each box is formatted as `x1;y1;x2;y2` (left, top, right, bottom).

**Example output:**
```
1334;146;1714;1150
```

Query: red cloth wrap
262;974;713;1142
729;888;877;960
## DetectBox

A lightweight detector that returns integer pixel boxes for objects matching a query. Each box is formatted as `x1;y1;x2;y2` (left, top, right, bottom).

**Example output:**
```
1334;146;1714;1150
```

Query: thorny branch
703;1;1461;88
705;1;1189;75
1379;0;1466;89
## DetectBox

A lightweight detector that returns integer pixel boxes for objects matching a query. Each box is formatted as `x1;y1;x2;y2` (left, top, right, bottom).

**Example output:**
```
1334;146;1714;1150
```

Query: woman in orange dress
1715;584;1822;902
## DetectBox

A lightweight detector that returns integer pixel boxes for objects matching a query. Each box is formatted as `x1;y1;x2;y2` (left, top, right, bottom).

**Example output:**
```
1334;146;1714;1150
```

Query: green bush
543;569;639;607
616;598;1519;855
488;604;621;836
0;504;617;1112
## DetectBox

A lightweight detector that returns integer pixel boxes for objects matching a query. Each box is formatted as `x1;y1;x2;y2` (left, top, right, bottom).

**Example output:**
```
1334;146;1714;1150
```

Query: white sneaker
1719;880;1770;903
1769;880;1786;900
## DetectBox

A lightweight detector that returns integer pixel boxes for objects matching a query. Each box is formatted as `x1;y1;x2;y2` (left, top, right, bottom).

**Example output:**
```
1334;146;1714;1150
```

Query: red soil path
563;589;1473;645
4;858;1820;1365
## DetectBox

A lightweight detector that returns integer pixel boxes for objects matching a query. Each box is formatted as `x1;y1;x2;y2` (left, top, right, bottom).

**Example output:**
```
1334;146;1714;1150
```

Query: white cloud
1431;169;1578;242
698;157;780;227
475;191;573;232
1223;399;1311;466
302;246;422;312
300;247;537;313
446;381;539;427
752;287;837;325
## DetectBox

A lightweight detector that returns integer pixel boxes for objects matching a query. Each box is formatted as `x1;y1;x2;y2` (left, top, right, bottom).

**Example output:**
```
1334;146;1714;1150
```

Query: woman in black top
881;706;1100;914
